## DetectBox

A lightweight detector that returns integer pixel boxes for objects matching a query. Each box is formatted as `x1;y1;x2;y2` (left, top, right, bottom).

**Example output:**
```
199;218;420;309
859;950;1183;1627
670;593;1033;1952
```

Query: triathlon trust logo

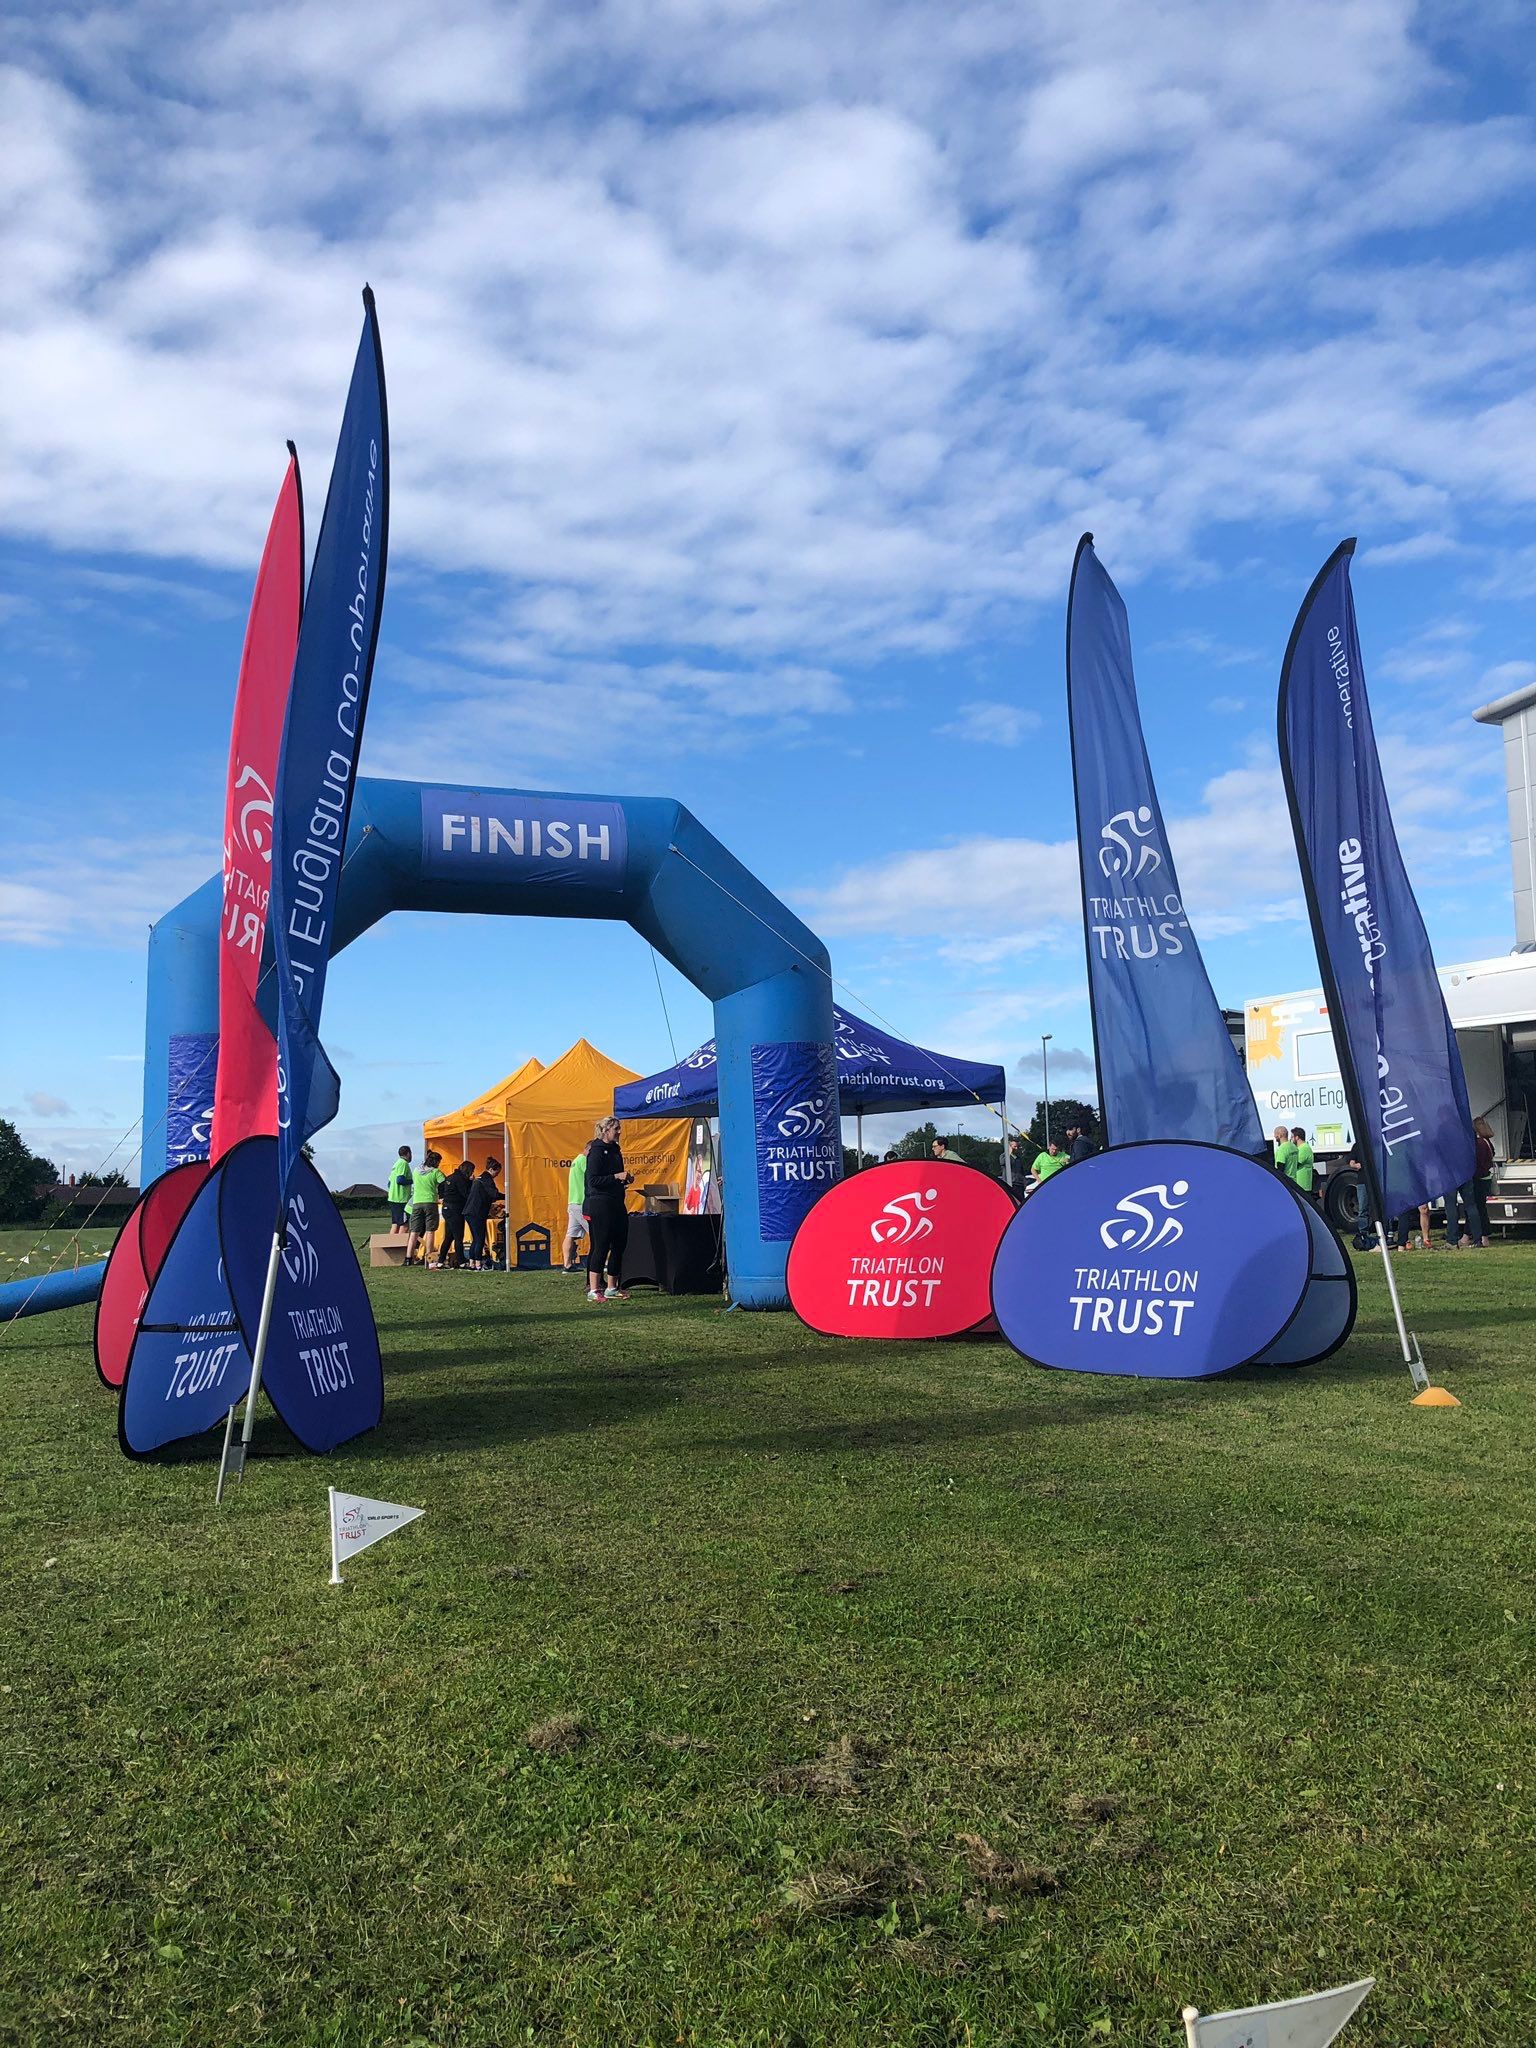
685;1041;718;1070
281;1191;321;1285
778;1097;830;1139
232;764;276;864
339;1504;367;1545
870;1188;939;1245
1099;1180;1190;1252
1097;806;1162;880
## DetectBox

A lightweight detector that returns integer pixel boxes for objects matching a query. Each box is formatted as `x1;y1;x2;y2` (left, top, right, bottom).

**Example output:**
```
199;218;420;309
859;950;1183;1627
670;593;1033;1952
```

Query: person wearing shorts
387;1145;413;1229
563;1146;588;1273
406;1150;446;1268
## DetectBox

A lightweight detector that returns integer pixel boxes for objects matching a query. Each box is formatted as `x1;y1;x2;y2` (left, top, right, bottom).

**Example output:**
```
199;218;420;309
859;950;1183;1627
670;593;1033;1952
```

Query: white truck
1242;952;1536;1234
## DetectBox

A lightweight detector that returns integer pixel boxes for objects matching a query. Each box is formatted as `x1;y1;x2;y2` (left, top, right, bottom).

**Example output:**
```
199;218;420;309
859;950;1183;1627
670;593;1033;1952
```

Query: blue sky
3;0;1534;1188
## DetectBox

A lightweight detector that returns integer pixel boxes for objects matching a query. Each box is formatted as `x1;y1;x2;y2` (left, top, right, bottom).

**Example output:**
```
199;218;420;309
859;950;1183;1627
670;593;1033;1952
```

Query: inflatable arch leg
141;777;840;1309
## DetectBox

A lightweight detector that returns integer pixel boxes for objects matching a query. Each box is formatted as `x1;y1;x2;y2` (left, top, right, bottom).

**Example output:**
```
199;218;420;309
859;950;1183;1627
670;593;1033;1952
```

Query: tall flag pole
210;445;304;1162
230;287;389;1475
1067;534;1265;1153
1277;539;1471;1403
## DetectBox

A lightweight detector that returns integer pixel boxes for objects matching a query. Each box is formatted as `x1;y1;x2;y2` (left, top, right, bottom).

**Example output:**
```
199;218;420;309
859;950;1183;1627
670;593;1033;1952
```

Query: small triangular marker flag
1183;1978;1373;2048
329;1487;424;1584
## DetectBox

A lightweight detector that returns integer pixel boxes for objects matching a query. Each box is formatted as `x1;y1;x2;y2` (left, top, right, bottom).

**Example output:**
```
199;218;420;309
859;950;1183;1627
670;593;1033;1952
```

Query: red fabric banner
209;451;304;1161
92;1161;210;1387
787;1160;1017;1340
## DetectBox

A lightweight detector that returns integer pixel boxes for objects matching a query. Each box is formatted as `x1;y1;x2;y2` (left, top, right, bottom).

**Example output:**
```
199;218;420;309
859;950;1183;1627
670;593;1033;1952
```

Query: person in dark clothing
1064;1122;1095;1165
463;1157;502;1270
1448;1118;1497;1248
439;1159;474;1269
584;1116;633;1303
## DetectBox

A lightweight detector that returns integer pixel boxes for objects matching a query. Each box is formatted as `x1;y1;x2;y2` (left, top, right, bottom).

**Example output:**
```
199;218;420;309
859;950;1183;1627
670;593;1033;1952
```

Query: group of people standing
387;1144;503;1269
1272;1118;1498;1249
1383;1116;1498;1251
382;1117;637;1294
926;1124;1097;1189
1270;1125;1317;1197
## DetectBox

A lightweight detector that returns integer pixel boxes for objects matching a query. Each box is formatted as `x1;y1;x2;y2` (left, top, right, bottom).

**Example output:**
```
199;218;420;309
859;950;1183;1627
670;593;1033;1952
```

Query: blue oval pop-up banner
218;1137;384;1454
119;1160;252;1458
990;1142;1312;1379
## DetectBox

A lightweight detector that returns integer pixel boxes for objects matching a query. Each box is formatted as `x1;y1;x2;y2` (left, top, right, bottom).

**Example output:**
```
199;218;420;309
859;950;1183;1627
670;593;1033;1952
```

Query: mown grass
1;1217;1534;2046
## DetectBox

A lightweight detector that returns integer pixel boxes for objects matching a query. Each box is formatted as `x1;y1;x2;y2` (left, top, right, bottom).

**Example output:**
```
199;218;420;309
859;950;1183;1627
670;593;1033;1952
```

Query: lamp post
1041;1034;1053;1148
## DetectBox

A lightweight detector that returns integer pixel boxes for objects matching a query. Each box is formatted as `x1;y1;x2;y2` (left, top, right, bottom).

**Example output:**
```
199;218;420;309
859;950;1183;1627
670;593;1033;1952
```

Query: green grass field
2;1218;1533;2047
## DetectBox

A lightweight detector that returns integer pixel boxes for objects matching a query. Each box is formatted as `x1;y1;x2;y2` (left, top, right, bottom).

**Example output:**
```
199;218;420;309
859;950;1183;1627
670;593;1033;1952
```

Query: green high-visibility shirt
1273;1141;1297;1177
1032;1150;1070;1181
387;1159;413;1202
411;1166;445;1205
568;1153;587;1205
1290;1141;1315;1192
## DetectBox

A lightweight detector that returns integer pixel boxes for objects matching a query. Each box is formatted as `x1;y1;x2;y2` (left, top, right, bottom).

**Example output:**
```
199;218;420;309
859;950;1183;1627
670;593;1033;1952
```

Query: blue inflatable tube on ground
0;1263;107;1322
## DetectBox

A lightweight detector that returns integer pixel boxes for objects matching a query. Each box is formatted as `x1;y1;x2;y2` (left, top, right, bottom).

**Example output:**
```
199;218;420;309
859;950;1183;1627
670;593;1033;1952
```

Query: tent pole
1000;1098;1013;1186
856;1111;863;1170
503;1119;511;1269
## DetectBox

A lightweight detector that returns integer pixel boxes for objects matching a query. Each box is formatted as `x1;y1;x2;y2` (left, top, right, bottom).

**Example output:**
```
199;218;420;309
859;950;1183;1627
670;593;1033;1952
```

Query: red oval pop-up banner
787;1160;1018;1339
93;1159;212;1389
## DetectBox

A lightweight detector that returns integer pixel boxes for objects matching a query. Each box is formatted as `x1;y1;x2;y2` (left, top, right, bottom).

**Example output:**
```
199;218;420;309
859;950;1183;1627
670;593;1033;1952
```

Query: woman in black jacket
584;1117;633;1303
439;1159;474;1269
463;1158;501;1270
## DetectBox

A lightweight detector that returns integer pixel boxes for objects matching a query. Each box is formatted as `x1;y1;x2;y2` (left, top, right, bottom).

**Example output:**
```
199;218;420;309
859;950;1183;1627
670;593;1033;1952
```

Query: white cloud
937;700;1042;746
801;750;1305;948
22;1090;72;1117
0;0;1533;687
0;826;217;947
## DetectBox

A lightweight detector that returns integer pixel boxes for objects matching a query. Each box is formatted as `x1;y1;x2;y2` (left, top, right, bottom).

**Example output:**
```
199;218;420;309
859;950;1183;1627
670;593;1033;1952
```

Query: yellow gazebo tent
423;1040;691;1256
423;1056;544;1165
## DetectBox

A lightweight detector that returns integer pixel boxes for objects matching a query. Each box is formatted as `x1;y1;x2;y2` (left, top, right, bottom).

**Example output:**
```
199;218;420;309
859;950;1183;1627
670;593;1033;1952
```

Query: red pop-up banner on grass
787;1160;1017;1340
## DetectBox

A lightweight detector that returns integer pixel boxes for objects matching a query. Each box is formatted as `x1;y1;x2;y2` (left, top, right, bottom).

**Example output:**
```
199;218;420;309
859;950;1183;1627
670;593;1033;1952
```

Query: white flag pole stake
329;1486;342;1585
1182;1976;1374;2048
214;1226;284;1503
1374;1220;1459;1408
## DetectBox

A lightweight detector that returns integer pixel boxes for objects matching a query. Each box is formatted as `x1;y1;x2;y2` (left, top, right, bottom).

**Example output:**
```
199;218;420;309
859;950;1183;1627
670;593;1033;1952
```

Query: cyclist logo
1099;1180;1190;1253
778;1098;830;1139
1098;806;1163;880
869;1189;939;1246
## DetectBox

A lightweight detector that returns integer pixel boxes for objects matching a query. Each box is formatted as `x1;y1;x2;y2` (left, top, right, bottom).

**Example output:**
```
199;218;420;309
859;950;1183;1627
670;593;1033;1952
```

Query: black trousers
466;1215;489;1263
441;1208;466;1265
586;1199;628;1283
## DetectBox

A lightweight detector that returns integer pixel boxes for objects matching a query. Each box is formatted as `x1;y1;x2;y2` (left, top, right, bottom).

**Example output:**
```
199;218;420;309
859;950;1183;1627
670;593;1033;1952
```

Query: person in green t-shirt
1289;1127;1316;1198
1272;1124;1297;1180
562;1149;589;1273
405;1149;447;1267
387;1145;413;1230
1029;1139;1070;1187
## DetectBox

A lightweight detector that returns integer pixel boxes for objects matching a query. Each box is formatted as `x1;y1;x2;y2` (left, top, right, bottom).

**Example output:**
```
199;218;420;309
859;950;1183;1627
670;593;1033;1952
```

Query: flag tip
362;282;376;310
286;438;298;461
1412;1385;1461;1407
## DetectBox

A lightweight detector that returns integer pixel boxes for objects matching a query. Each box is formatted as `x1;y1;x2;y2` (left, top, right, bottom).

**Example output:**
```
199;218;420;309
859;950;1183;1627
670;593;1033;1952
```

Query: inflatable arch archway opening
142;777;840;1309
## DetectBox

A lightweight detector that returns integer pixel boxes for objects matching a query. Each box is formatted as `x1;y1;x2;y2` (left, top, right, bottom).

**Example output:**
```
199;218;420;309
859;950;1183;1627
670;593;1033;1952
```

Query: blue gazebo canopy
615;1007;1006;1122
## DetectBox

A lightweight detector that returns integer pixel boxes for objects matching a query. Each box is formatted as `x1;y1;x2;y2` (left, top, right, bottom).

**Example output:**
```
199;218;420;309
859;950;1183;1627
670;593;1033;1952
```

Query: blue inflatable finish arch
142;777;839;1309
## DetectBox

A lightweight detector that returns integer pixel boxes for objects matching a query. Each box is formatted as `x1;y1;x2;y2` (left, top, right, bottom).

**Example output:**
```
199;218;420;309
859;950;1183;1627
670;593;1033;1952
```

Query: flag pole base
1412;1385;1461;1407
